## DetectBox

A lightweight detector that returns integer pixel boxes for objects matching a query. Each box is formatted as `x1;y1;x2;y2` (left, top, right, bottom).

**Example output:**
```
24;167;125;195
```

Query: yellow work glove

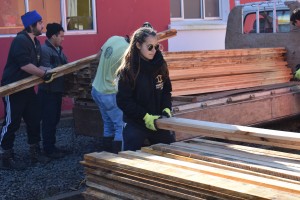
162;108;172;118
143;113;160;131
295;69;300;80
42;71;57;83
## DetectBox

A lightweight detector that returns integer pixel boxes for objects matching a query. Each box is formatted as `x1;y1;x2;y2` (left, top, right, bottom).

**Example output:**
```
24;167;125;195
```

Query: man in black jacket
0;10;55;170
38;23;68;159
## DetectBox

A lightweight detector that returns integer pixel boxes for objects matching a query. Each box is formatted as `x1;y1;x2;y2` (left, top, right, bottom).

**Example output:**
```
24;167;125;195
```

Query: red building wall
0;0;170;118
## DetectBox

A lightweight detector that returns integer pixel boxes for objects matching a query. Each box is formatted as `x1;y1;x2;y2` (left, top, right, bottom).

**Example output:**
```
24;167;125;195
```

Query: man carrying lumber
38;23;68;159
0;10;55;170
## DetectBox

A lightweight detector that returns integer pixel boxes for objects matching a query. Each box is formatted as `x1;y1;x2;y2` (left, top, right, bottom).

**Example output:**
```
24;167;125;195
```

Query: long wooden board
156;117;300;150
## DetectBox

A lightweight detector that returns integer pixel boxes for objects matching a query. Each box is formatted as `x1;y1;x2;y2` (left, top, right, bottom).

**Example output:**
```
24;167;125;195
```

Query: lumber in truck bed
172;82;300;141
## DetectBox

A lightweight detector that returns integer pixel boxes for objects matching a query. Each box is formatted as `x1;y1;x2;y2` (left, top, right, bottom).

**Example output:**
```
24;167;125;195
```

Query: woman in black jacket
116;27;175;151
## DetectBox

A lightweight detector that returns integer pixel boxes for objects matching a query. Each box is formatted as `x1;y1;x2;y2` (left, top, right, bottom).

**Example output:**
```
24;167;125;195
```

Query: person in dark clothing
92;22;154;154
116;27;175;151
0;10;55;170
38;23;68;159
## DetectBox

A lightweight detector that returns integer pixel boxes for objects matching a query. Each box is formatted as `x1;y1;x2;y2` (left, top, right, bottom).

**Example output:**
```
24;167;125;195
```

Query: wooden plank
172;76;291;96
188;138;300;161
157;29;177;42
170;67;289;81
171;142;300;172
166;55;286;68
164;47;286;59
155;117;300;150
167;60;287;70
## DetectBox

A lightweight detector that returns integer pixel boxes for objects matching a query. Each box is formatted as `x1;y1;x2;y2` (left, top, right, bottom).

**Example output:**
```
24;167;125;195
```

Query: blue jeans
91;87;123;141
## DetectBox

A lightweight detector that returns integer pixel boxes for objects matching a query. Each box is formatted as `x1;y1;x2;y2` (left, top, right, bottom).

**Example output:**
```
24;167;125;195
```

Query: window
243;10;290;34
0;0;96;36
0;1;25;34
65;0;94;31
170;0;221;19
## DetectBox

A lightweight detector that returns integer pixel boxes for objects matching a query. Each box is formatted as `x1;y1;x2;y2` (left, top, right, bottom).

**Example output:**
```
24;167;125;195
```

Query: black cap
142;22;153;28
46;23;64;38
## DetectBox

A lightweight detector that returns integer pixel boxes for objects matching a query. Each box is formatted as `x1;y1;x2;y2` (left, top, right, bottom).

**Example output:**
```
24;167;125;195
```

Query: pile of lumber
166;47;291;96
81;117;300;199
64;47;291;100
81;139;300;200
64;59;98;100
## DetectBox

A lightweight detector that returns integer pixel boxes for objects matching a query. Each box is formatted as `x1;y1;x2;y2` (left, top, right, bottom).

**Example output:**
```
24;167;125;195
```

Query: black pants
38;90;62;153
123;122;176;151
0;88;41;150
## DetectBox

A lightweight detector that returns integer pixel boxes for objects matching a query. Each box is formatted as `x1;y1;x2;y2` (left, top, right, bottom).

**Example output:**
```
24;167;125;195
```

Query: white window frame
170;0;230;31
61;0;97;35
0;0;97;38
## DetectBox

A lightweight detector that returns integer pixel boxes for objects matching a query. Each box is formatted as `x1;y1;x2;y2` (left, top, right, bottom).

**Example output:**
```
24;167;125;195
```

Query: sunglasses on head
147;44;160;51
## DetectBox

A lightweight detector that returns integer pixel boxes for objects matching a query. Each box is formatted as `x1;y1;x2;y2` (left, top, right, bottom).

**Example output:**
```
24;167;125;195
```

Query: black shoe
0;157;28;170
0;149;27;170
112;141;122;154
45;147;68;159
29;144;51;164
102;137;114;152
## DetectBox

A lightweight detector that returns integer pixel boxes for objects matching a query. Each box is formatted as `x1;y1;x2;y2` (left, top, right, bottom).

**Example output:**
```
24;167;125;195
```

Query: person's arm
21;63;45;77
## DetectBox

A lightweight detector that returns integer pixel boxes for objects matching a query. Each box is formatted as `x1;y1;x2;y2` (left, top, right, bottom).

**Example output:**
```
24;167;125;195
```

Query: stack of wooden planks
81;139;300;200
166;47;291;96
64;59;98;100
81;117;300;199
63;47;291;100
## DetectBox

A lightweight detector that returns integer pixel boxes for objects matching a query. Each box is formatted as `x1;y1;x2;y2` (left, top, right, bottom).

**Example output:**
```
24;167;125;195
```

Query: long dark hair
117;27;169;88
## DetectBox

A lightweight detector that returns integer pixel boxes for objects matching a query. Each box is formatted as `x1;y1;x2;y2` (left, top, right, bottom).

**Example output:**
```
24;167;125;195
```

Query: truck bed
173;82;300;141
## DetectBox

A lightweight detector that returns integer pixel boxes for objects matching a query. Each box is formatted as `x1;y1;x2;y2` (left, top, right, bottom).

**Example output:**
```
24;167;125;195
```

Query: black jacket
38;39;68;93
1;31;41;86
117;51;172;127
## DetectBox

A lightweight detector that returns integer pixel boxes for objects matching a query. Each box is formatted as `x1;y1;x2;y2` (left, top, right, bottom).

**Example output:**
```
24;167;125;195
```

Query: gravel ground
0;120;102;200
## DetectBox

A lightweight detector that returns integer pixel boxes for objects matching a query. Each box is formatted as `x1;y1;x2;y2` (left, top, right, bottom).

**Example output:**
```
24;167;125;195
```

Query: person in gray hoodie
38;23;68;159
